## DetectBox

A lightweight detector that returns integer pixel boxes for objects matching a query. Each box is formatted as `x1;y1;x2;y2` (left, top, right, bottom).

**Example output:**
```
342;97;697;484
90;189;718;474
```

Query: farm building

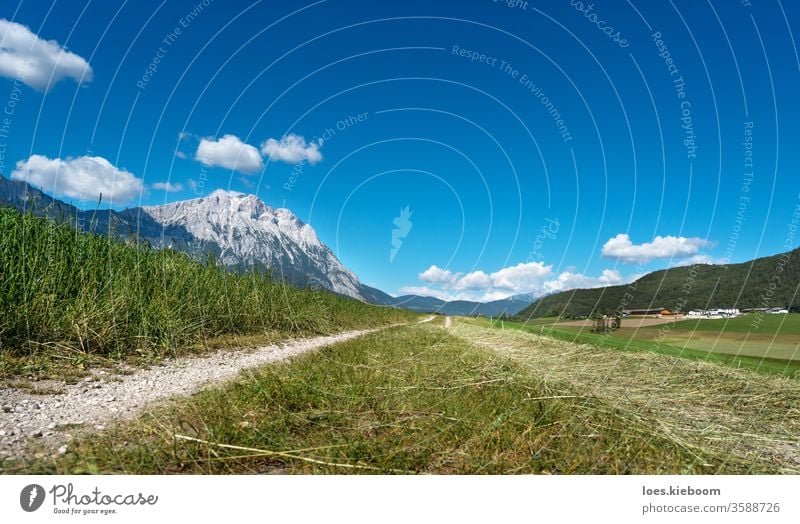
622;308;672;316
709;308;740;317
687;308;740;318
742;307;789;314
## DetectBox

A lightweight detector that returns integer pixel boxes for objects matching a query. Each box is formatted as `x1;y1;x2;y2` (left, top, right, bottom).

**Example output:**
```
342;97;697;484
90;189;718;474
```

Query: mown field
0;208;416;381
510;314;800;377
453;320;800;473
7;318;799;474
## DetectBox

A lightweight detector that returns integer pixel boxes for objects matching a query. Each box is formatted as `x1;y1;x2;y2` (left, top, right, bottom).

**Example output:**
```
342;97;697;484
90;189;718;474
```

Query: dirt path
0;328;382;459
444;316;453;328
450;321;800;473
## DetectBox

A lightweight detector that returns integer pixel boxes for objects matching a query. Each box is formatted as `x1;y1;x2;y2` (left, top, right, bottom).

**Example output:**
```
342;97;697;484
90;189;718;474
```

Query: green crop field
507;315;800;377
664;313;800;335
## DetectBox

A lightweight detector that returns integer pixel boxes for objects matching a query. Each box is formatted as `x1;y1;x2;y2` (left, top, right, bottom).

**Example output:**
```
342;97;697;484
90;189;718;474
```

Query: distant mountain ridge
139;190;365;299
0;176;539;315
517;249;800;319
0;177;366;300
371;292;537;317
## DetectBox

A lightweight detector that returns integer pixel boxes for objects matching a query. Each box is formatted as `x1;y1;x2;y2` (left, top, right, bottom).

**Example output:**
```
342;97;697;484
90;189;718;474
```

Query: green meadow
504;314;800;377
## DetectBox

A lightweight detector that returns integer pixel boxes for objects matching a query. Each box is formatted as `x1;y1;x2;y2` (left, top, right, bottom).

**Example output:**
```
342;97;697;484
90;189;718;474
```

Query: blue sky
1;0;799;301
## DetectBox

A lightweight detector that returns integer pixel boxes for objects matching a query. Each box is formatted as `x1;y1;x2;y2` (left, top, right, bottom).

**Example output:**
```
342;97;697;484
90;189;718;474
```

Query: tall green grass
0;207;412;367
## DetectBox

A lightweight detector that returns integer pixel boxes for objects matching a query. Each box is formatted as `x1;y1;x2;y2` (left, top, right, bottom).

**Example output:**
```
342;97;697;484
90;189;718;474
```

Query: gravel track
0;328;381;459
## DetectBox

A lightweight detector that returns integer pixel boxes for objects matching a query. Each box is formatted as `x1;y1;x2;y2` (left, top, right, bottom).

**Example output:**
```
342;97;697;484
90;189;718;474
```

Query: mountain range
0;176;534;315
0;176;368;299
8;176;794;320
377;293;536;317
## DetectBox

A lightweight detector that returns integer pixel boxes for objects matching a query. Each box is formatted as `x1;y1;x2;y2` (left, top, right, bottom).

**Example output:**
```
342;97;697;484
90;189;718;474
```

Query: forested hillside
518;248;800;319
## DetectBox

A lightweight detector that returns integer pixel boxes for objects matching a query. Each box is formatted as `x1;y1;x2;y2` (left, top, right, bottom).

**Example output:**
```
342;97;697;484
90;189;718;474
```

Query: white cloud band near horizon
405;262;626;302
0;19;92;91
11;154;143;203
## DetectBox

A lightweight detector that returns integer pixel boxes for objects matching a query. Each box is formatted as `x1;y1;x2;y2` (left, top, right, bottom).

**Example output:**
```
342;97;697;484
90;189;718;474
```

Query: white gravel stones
0;328;377;457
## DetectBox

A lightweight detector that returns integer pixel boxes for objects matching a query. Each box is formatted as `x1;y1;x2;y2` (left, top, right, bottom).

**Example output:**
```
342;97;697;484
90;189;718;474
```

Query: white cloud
601;233;714;264
0;19;92;91
12;154;143;203
417;261;553;296
488;262;552;291
261;134;322;165
543;269;624;294
419;265;460;284
196;135;263;174
152;181;183;192
454;270;493;290
600;268;624;283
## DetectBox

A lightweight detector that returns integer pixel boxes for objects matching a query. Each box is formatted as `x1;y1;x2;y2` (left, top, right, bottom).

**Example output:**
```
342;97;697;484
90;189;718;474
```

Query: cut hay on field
452;321;800;473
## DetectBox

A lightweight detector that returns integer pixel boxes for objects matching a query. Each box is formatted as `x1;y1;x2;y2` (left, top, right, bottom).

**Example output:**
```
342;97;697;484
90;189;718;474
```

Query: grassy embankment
500;316;800;378
0;208;415;381
10;322;729;474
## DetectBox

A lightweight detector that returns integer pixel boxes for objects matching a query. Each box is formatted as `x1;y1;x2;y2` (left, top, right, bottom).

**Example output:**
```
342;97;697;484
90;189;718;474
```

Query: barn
622;308;672;317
